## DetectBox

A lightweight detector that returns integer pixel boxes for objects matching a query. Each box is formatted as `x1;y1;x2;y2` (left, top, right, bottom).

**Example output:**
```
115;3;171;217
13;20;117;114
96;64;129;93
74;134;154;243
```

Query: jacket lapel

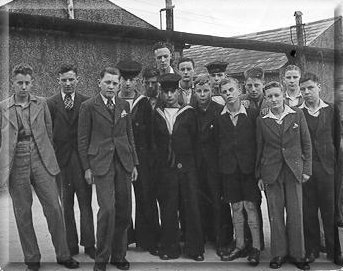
3;97;18;129
30;98;43;125
114;97;122;125
70;93;83;124
283;112;296;133
315;107;326;137
94;94;113;123
55;93;73;124
263;117;281;136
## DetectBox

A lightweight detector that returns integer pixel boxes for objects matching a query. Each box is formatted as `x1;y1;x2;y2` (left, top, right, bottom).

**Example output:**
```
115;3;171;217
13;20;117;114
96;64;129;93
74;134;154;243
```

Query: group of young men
0;41;342;271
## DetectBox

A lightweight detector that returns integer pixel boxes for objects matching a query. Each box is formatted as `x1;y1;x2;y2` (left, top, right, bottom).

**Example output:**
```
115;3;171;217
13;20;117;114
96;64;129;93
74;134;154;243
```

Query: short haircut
99;67;120;79
12;63;33;77
219;77;240;90
177;57;195;69
58;63;77;75
299;72;320;84
142;67;159;79
152;41;173;53
194;75;210;87
284;64;301;77
263;81;284;93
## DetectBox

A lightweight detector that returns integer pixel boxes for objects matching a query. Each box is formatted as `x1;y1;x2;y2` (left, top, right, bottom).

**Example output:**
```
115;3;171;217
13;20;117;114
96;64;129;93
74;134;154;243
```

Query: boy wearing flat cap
116;60;160;256
152;73;204;261
205;60;228;106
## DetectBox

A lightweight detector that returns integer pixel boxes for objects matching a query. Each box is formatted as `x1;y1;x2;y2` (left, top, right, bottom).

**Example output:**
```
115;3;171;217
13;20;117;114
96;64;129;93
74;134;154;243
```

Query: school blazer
78;94;139;176
302;103;341;174
47;92;89;168
0;95;60;185
256;107;312;184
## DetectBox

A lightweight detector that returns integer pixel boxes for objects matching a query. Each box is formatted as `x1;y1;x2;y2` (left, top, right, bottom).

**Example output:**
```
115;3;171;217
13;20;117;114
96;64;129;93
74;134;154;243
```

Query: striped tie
64;94;73;110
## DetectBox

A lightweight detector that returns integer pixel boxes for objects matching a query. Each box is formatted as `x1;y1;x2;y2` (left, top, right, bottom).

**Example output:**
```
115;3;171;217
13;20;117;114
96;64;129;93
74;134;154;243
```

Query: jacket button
177;163;183;169
282;148;285;151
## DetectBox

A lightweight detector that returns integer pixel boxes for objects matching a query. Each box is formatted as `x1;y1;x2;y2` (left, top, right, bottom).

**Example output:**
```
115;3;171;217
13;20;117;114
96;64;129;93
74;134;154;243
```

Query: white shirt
61;91;75;101
164;108;179;133
100;93;116;105
299;99;328;117
221;104;247;126
263;105;296;125
212;95;226;106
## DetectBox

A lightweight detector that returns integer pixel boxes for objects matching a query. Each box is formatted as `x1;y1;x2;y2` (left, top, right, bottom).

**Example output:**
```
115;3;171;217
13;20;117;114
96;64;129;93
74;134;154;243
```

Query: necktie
107;98;115;111
64;94;73;110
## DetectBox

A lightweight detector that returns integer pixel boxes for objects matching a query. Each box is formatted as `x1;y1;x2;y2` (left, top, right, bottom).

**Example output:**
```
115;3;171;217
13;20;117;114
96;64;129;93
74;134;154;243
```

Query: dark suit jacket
47;92;89;168
78;94;139;176
153;105;197;172
256;106;312;184
216;107;259;175
302;103;341;174
194;101;223;171
0;95;60;185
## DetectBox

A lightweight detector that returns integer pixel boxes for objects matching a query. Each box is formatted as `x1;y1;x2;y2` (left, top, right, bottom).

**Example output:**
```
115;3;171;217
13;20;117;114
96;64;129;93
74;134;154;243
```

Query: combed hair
177;57;195;69
219;77;240;89
299;72;320;84
99;67;120;79
194;75;211;87
12;63;33;77
284;64;301;77
152;41;173;53
58;63;77;75
263;81;284;93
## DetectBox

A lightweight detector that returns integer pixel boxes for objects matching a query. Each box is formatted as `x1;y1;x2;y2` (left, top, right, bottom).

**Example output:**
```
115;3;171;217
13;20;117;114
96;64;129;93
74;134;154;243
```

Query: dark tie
107;98;115;111
64;94;73;110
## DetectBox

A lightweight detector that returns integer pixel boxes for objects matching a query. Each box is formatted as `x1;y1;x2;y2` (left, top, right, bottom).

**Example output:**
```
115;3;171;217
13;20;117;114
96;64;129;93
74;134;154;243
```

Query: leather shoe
289;257;310;270
247;248;260;266
93;263;106;271
57;257;80;269
85;246;96;259
269;256;285;269
188;254;204;261
335;255;343;266
305;251;318;263
26;262;40;271
148;247;159;256
110;258;130;270
220;248;243;261
159;253;180;260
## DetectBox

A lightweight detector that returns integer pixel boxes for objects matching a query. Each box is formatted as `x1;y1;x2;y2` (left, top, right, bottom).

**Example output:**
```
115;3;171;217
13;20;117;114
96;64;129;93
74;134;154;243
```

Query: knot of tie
107;98;115;111
64;93;73;110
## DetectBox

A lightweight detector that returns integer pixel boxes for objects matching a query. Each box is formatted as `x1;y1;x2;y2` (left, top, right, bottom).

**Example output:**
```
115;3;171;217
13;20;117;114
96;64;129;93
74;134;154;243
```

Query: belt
17;135;32;142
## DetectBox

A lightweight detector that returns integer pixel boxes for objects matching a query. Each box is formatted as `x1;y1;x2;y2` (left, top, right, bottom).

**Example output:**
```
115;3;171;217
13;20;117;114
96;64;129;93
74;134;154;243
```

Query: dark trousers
265;164;305;259
198;161;233;249
57;149;95;251
94;154;132;264
9;141;70;265
130;151;160;250
303;160;335;256
157;167;204;257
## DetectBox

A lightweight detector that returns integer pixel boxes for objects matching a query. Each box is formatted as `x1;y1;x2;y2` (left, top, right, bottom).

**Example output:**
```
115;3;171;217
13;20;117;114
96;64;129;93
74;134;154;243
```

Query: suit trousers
198;160;233;248
265;163;305;259
9;141;70;265
56;149;95;251
157;167;204;257
94;153;132;264
131;151;160;250
303;160;335;256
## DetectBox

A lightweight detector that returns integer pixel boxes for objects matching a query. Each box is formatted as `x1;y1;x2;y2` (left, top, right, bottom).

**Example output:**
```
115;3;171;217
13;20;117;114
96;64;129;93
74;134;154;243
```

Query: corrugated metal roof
184;17;336;75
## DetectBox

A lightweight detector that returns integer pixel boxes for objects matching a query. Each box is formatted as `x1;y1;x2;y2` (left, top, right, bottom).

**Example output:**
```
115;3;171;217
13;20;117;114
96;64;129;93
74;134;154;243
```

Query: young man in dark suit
0;63;79;271
78;67;139;271
47;64;95;259
299;73;342;265
152;73;204;261
216;77;261;265
192;75;233;256
117;60;160;256
177;57;197;106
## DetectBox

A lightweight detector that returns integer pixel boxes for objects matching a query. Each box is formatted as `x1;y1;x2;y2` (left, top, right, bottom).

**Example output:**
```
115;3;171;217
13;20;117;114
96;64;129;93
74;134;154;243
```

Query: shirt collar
263;104;296;120
299;99;328;115
285;90;302;100
61;91;75;101
100;93;116;105
10;94;37;107
221;103;247;116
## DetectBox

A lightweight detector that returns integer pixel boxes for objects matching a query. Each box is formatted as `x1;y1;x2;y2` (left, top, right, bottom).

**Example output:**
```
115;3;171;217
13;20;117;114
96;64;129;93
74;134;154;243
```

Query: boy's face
220;82;241;104
154;47;171;72
264;87;284;110
120;77;136;94
178;61;194;83
284;70;301;91
194;83;212;106
99;72;120;99
58;70;78;94
300;80;321;105
144;76;159;97
162;89;179;107
12;73;33;98
209;72;225;88
245;77;263;99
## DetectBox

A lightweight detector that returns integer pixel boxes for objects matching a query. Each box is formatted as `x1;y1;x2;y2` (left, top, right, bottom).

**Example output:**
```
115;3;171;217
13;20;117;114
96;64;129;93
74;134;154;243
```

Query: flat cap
158;73;181;91
205;61;228;74
244;67;264;80
116;60;142;78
